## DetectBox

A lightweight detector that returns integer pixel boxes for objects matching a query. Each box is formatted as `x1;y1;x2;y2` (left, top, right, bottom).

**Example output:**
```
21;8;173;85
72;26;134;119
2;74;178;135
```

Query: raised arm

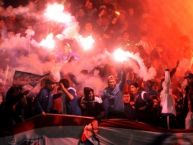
59;83;74;100
118;68;127;91
170;60;179;78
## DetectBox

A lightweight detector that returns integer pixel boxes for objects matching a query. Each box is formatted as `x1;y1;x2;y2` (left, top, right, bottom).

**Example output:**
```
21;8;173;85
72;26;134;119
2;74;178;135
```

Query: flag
1;114;193;145
13;70;49;87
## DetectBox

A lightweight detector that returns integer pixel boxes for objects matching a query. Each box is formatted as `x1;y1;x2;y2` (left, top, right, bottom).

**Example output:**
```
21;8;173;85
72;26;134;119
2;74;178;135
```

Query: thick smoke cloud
0;2;108;94
0;0;192;94
141;0;193;76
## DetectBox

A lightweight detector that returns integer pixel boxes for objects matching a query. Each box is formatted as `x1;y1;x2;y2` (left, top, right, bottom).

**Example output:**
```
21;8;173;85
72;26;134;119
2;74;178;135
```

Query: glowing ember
44;3;72;24
115;11;120;16
39;33;55;51
78;35;95;51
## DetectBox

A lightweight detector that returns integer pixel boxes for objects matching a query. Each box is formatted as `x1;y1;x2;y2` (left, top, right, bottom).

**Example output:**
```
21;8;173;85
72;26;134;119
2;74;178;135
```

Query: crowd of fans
0;0;193;131
0;65;193;130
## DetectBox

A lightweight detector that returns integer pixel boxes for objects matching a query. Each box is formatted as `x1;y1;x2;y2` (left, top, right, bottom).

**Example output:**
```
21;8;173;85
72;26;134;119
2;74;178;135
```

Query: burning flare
39;33;55;51
112;48;132;62
112;48;156;80
44;3;72;24
78;35;95;51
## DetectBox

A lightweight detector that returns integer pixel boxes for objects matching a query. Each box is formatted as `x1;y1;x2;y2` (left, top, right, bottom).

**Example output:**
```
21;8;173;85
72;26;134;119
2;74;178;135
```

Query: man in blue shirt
36;79;57;115
102;71;126;118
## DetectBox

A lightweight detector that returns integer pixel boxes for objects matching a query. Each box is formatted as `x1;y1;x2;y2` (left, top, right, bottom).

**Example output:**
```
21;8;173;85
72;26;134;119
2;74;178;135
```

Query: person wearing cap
183;72;193;129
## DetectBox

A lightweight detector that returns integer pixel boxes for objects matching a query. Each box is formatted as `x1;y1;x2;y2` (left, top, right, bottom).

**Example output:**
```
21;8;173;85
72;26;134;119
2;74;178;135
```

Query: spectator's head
91;120;99;134
130;82;139;95
184;73;193;84
84;22;93;34
84;87;94;101
144;80;155;90
123;93;131;104
98;5;108;18
76;8;85;18
107;75;116;89
5;85;23;105
83;119;99;139
153;98;159;108
44;78;57;90
84;0;94;10
60;79;70;88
